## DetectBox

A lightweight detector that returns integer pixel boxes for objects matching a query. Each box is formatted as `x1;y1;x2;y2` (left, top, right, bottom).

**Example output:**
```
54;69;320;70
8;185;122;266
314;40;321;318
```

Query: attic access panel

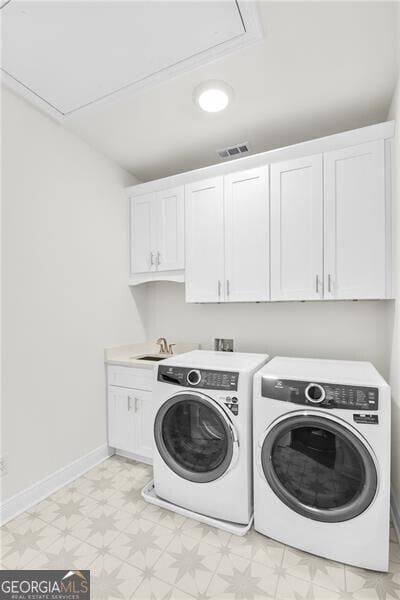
2;0;254;116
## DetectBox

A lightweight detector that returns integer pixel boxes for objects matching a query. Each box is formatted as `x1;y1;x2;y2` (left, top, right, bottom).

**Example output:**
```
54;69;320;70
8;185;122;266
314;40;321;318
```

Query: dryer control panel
261;377;379;411
158;365;239;391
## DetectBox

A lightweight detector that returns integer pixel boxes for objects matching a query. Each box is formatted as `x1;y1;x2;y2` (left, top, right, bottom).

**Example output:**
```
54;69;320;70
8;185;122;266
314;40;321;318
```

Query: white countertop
104;342;199;369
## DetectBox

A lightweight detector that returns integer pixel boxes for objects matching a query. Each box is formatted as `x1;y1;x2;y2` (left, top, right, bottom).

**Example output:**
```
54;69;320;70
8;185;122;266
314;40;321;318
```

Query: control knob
187;369;201;386
305;383;326;404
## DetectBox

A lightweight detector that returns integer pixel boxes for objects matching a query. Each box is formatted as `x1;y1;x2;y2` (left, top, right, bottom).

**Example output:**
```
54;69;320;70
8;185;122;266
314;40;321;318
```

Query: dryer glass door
154;393;235;483
261;415;377;522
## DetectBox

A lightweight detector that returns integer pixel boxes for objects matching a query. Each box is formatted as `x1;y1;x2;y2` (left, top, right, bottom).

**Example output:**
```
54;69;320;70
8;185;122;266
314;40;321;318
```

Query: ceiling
3;1;399;182
2;1;258;114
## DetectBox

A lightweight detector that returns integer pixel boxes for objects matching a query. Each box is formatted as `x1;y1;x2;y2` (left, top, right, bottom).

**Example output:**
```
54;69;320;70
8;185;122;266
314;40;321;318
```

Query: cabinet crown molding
126;121;394;198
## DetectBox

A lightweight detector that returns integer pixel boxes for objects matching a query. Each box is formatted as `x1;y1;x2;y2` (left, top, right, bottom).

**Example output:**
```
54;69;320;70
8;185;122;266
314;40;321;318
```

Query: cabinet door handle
226;279;230;298
328;274;332;293
315;274;319;294
218;280;221;300
127;396;132;411
150;252;154;267
134;397;139;412
156;252;161;267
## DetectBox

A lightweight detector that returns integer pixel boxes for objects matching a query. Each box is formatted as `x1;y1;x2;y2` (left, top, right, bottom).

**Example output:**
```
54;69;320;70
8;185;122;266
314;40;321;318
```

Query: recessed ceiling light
193;81;233;113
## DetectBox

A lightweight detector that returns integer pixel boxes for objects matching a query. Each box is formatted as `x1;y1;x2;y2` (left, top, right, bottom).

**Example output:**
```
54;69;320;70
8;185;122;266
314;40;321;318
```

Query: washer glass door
155;393;235;483
261;414;377;522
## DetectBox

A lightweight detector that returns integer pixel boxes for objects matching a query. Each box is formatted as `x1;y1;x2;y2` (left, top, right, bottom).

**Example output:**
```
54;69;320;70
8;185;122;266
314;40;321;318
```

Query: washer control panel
158;365;239;391
261;377;379;411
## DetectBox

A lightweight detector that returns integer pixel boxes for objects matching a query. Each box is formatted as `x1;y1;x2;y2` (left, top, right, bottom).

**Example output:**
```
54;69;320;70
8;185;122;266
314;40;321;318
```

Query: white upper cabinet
156;186;185;272
130;186;184;276
324;141;387;299
224;167;269;302
131;193;155;274
186;168;269;303
271;155;323;301
128;123;393;301
185;177;225;303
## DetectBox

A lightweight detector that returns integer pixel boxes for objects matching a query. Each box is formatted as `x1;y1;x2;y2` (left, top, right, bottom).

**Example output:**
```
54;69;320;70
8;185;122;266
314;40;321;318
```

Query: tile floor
1;455;399;600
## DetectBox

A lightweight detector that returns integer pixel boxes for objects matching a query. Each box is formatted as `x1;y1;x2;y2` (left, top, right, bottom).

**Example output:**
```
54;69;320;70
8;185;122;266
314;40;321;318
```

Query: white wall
144;282;393;378
2;88;146;501
388;48;400;513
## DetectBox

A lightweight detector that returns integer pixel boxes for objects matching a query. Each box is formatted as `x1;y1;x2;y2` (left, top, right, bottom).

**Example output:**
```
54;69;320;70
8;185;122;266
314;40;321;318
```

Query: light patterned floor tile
206;553;278;599
276;573;341;600
345;562;400;600
93;457;130;475
110;473;150;495
178;517;232;549
29;490;98;530
390;540;400;564
225;528;284;568
26;534;100;570
1;515;61;569
390;525;398;544
282;545;346;593
106;517;176;571
70;502;133;549
132;574;195;599
80;470;125;502
89;552;143;600
106;488;149;517
152;533;222;597
141;503;186;530
109;463;152;487
1;457;399;600
57;475;103;498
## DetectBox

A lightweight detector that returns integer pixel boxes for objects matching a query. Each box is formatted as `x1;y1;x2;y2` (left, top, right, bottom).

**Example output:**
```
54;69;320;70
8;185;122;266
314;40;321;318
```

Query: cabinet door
185;177;225;302
133;390;156;460
108;386;135;453
271;155;323;300
130;193;156;274
156;186;185;272
324;141;386;299
224;167;269;302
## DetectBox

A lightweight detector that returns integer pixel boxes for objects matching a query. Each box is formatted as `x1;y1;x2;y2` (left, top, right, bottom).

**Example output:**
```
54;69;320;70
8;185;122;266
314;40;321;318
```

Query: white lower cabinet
108;386;136;454
131;389;155;459
107;378;156;461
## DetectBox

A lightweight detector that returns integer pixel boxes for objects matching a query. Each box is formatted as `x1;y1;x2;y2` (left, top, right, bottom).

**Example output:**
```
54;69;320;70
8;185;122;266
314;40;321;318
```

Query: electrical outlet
214;338;234;352
0;456;8;477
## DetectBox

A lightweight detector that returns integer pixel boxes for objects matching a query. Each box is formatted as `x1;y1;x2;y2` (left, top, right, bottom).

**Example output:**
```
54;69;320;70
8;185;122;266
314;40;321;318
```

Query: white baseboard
391;490;400;542
0;444;113;526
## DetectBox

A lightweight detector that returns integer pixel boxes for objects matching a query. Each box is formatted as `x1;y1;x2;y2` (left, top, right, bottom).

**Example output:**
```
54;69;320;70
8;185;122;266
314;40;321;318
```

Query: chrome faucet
156;337;169;354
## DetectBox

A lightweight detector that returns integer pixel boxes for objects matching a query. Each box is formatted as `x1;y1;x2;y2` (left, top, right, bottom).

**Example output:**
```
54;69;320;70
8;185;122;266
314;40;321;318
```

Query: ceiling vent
217;142;249;160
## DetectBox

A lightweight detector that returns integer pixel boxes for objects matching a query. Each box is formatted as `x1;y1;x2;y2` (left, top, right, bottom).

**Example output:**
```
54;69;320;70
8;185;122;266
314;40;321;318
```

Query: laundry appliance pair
149;351;391;572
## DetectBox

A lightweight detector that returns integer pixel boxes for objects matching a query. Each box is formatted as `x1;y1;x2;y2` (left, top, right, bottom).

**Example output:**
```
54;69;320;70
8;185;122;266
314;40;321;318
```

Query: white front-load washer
153;350;269;524
253;357;391;571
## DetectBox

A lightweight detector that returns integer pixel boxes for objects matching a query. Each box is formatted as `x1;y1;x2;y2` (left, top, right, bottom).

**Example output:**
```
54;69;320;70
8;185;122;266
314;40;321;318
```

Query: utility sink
133;355;166;362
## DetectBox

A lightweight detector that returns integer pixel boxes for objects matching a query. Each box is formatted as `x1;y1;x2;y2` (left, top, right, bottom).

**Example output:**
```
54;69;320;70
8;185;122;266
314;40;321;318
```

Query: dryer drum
261;415;378;523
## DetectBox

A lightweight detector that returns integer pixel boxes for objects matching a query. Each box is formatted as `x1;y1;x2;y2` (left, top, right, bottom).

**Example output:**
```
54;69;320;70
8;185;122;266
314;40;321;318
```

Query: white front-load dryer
153;350;269;524
253;357;391;572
